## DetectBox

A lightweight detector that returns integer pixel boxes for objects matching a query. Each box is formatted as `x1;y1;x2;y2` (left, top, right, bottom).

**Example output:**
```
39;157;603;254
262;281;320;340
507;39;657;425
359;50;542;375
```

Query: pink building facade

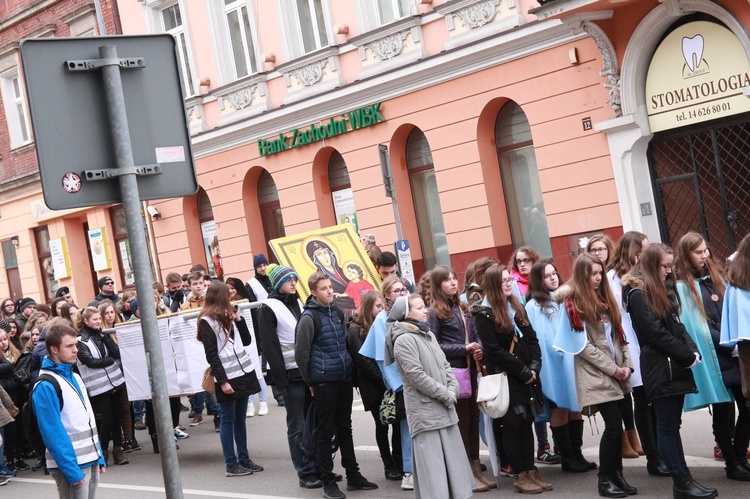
2;0;749;302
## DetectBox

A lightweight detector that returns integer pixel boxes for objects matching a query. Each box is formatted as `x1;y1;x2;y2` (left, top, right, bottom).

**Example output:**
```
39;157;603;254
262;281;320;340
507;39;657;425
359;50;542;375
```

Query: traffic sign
20;35;198;210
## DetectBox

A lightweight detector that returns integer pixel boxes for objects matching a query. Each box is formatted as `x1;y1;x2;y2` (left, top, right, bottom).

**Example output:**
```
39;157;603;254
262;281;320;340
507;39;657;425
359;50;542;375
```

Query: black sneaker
14;460;30;472
129;438;142;452
323;482;346;498
346;474;378;491
214;416;220;433
180;403;190;412
122;441;133;453
225;463;252;477
299;475;323;489
239;460;264;472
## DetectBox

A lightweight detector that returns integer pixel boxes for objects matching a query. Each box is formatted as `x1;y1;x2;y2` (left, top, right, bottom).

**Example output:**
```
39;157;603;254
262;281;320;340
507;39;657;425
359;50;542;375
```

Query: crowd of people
1;230;750;499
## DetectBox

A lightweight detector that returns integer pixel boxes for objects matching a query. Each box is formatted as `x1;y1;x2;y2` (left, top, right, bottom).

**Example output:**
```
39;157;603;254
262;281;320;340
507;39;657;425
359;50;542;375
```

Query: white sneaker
258;402;269;416
174;427;189;439
246;404;256;418
401;473;413;490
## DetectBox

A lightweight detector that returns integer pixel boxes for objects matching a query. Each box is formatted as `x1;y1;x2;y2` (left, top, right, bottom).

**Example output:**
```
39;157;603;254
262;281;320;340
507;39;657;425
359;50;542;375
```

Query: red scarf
564;298;628;346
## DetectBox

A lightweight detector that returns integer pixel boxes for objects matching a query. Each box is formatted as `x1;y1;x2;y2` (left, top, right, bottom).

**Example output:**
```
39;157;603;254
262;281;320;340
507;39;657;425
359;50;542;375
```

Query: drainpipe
93;0;107;35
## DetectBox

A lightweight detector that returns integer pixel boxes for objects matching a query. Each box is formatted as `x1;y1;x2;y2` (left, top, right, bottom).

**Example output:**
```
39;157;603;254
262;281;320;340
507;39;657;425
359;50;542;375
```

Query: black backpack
23;374;63;458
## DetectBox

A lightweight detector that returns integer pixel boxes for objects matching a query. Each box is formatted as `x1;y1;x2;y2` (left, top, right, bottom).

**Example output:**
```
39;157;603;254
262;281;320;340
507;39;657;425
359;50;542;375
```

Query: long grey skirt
412;424;475;499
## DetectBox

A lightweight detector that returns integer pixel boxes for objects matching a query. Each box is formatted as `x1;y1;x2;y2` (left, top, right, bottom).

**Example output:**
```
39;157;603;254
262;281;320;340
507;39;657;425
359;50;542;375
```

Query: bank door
648;113;750;259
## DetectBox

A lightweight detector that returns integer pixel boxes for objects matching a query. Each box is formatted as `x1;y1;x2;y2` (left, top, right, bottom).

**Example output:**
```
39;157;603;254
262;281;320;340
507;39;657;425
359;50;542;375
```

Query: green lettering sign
258;103;384;157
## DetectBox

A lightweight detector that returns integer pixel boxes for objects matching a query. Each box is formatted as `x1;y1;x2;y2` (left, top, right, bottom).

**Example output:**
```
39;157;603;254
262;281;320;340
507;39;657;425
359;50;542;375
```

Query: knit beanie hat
266;264;298;291
253;254;269;270
18;297;36;314
0;319;10;333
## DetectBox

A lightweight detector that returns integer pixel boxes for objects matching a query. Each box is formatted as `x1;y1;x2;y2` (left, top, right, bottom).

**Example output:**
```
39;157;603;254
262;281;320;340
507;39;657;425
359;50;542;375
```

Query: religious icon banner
269;224;381;313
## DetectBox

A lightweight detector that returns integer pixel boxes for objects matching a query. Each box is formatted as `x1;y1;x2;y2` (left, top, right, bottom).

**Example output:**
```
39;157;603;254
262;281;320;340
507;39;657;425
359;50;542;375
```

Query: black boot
598;472;627;498
151;434;159;454
672;472;717;498
551;424;588;473
647;455;671;477
570;419;597;470
612;469;637;495
724;446;750;481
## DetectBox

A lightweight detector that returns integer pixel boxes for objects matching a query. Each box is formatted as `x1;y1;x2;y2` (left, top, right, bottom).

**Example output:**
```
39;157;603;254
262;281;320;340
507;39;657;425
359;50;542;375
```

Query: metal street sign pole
97;44;183;498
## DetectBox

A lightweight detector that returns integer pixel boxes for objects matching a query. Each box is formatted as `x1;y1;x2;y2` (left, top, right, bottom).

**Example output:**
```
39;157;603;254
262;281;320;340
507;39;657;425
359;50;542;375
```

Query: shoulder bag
454;311;476;399
475;335;515;418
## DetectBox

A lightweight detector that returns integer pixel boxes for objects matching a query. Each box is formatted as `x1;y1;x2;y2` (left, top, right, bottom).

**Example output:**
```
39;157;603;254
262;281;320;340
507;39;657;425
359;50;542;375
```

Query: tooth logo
682;34;704;72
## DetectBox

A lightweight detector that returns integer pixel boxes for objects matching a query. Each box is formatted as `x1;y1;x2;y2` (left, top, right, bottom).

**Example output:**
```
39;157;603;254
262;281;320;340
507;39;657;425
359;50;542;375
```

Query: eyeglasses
543;272;558;279
515;258;533;266
501;278;515;285
590;247;608;254
390;287;407;295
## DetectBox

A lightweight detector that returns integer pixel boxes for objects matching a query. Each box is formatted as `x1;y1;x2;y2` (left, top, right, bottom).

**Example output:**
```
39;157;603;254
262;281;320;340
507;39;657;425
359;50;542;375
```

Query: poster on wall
87;227;111;271
269;224;380;315
49;237;70;279
200;220;223;280
117;309;261;401
645;21;750;133
332;188;359;234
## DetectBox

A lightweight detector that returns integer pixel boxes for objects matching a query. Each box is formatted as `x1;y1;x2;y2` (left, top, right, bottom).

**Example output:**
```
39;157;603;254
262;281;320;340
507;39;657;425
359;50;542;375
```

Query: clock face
62;172;82;193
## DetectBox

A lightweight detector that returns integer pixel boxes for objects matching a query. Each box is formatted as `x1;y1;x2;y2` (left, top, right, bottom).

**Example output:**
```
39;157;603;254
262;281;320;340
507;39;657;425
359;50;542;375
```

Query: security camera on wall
147;205;161;220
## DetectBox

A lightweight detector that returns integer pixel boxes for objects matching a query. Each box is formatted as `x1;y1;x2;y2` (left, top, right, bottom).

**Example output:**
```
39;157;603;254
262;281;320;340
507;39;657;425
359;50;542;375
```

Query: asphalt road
6;395;747;498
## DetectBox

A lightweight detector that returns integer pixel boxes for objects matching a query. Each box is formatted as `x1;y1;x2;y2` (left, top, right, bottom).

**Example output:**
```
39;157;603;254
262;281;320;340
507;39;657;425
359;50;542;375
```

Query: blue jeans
652;394;689;474
192;391;220;416
249;375;267;404
219;396;250;467
400;418;412;473
133;401;146;422
282;380;318;477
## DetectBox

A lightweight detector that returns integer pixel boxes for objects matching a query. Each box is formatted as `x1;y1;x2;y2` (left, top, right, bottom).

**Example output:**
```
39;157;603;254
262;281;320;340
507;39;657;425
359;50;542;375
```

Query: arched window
258;170;286;262
407;128;449;270
329;151;358;231
495;102;551;257
197;187;223;279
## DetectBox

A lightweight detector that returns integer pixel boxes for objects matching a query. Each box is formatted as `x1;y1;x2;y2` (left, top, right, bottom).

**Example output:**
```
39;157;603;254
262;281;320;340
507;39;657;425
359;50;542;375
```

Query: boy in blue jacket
32;322;105;498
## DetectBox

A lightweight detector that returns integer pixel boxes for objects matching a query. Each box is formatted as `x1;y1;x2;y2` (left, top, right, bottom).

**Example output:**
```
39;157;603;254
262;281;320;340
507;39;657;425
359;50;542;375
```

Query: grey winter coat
389;319;459;437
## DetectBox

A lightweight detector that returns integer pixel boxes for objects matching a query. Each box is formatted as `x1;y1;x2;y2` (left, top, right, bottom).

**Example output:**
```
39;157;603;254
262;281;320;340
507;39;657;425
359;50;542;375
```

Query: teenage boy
162;272;185;313
257;264;317;487
295;272;377;499
375;253;416;293
181;271;206;310
32;322;106;498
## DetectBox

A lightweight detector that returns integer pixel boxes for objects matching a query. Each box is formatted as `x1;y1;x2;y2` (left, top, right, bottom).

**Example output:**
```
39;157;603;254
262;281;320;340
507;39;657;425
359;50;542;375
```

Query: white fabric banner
117;310;261;401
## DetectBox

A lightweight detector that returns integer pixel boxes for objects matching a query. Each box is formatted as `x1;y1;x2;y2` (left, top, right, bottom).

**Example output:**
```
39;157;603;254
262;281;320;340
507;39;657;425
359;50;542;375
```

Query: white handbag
476;336;515;419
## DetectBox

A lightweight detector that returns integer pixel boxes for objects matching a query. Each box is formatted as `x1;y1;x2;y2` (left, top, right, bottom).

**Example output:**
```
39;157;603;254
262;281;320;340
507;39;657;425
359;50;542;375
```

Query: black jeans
91;387;124;450
619;392;635;430
632;386;659;459
314;380;360;484
145;397;183;435
499;408;535;473
369;409;402;469
652;394;688;475
713;385;750;464
597;400;624;475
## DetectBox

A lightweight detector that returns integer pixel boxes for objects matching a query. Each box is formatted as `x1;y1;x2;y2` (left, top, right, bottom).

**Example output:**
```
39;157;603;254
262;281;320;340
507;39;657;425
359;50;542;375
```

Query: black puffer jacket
623;275;699;400
346;321;386;412
471;304;543;414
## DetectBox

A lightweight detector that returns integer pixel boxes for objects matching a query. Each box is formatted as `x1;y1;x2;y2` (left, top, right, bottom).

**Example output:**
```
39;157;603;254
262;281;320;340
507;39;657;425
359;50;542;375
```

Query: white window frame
142;0;198;98
207;0;260;84
276;0;332;60
0;60;32;149
355;0;412;33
